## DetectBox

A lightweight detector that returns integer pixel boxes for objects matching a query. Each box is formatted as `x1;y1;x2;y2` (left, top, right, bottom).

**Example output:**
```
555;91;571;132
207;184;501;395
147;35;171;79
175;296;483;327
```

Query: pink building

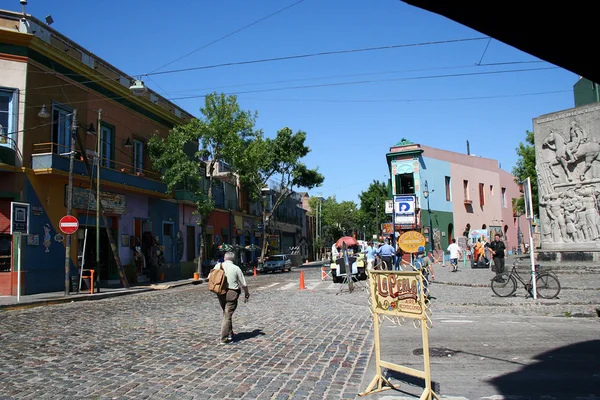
388;140;529;254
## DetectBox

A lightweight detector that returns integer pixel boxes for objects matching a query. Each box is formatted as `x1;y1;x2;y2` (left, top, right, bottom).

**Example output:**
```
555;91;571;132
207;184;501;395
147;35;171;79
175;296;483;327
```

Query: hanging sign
397;230;426;253
393;195;416;225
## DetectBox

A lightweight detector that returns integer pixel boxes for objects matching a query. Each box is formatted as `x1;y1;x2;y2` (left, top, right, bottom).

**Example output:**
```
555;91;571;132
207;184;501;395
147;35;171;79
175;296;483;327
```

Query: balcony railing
32;142;161;181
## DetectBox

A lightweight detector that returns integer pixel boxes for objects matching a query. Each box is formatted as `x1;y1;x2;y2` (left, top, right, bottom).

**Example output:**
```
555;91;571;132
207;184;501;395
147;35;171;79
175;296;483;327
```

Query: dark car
262;254;292;273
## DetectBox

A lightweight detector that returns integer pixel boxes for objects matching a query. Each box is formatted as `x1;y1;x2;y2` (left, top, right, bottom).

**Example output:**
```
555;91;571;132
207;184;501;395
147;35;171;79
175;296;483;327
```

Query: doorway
78;224;118;280
162;222;175;263
448;223;453;242
186;226;195;261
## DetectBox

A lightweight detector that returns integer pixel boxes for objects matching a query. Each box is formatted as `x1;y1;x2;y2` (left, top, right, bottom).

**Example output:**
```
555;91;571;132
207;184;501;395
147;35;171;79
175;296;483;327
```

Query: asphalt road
0;266;598;399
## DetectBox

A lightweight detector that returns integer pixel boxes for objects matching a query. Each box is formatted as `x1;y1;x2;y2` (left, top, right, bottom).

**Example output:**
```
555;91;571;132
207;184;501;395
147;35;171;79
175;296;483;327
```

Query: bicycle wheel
536;273;561;299
491;274;517;297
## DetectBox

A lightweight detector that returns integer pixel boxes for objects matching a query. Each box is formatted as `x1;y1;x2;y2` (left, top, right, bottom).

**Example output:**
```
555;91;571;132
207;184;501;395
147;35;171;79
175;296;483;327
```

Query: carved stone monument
533;103;600;257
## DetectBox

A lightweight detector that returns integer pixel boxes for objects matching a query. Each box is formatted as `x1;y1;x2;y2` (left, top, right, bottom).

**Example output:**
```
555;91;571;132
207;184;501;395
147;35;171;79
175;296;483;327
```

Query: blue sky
13;0;578;203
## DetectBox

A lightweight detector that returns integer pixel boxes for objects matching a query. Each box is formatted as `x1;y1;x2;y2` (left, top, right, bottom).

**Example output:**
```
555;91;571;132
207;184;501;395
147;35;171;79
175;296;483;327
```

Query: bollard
299;270;306;290
193;272;199;281
253;266;257;277
90;269;95;294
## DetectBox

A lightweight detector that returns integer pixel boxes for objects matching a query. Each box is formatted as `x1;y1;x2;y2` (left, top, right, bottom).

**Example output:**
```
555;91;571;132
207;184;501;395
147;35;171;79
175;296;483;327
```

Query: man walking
364;241;376;271
376;239;395;270
213;251;250;344
446;238;462;272
488;234;506;274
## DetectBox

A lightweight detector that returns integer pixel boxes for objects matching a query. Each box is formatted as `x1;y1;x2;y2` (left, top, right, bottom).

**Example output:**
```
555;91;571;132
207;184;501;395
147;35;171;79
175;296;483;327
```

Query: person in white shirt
446;238;462;272
213;252;250;344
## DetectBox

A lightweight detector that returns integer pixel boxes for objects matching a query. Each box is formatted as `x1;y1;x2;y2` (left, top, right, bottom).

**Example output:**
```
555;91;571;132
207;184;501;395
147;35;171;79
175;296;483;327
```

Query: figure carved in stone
543;124;600;182
575;185;600;241
546;193;566;243
539;195;553;242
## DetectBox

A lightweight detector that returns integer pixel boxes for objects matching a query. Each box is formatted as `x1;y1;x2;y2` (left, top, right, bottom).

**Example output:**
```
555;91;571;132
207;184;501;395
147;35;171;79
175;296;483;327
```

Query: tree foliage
359;180;389;236
149;92;256;274
512;130;538;217
235;127;324;261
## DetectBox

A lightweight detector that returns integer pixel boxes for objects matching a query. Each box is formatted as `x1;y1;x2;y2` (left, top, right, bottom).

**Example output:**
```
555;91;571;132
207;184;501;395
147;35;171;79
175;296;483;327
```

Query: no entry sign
59;215;79;235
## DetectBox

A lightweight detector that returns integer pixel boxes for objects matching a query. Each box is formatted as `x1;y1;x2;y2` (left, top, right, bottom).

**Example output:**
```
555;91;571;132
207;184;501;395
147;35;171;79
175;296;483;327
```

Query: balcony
31;142;167;194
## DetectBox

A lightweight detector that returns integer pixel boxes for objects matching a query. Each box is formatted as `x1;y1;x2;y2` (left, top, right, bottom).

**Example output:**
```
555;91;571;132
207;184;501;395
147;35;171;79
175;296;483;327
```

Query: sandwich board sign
360;270;439;398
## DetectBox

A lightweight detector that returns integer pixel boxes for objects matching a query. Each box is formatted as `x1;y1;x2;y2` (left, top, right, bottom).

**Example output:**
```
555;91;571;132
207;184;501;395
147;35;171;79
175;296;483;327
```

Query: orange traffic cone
299;270;306;290
321;266;328;281
253;266;257;277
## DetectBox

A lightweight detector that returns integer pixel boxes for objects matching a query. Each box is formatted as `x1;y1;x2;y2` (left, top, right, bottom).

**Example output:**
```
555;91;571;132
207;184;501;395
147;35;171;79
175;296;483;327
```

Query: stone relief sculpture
534;105;600;248
542;123;600;182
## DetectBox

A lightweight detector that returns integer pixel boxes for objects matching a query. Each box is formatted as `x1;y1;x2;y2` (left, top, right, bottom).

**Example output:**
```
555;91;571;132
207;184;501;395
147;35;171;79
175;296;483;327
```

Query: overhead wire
149;0;308;73
167;66;560;100
142;37;490;77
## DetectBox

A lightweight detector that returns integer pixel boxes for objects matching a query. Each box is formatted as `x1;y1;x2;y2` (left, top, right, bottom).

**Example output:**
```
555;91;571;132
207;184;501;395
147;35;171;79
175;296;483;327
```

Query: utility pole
375;196;380;241
96;109;102;274
64;109;77;295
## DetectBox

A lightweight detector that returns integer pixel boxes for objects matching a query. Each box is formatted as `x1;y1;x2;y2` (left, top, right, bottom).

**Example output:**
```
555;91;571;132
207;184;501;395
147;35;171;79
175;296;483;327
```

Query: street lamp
423;180;434;253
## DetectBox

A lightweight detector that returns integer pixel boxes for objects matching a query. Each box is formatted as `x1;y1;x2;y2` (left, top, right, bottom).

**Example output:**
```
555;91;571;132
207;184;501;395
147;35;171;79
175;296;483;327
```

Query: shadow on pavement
385;370;441;396
233;329;265;343
489;339;600;398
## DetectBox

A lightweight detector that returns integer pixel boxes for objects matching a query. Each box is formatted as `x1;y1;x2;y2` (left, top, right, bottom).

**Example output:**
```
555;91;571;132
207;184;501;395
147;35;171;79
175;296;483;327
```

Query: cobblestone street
0;268;373;400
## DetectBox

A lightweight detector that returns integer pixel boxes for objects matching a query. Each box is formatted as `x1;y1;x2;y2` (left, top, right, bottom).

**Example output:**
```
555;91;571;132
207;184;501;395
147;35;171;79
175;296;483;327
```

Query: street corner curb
0;288;154;312
433;281;489;288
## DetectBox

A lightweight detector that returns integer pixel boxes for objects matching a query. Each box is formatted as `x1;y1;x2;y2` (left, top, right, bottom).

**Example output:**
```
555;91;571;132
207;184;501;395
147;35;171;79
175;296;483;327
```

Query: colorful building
386;139;529;254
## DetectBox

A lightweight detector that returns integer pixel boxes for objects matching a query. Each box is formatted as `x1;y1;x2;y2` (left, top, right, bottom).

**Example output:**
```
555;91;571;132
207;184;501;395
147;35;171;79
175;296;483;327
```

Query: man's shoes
219;338;231;345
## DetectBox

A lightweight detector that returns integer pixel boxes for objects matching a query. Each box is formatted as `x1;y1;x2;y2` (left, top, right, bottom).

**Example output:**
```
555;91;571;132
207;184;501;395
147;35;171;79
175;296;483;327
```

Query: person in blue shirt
376;239;395;270
364;241;376;271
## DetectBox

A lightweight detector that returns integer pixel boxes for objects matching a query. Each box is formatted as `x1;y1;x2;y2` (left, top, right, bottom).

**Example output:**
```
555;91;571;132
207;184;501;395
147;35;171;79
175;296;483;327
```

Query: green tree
235;127;324;263
358;180;389;237
512;130;538;217
149;92;256;275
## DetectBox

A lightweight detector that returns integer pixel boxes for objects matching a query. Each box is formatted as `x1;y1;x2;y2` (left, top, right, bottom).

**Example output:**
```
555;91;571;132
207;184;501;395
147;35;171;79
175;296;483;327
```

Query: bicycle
490;259;561;299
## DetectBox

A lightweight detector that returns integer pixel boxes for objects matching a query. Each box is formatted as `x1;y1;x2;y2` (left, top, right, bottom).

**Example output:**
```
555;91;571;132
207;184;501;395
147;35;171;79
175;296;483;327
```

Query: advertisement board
393;195;416;225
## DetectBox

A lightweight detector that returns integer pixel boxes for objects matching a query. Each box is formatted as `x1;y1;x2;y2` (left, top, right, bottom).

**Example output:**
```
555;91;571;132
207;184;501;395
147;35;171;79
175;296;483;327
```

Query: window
52;103;73;154
501;187;507;208
479;183;485;207
490;185;494;196
395;173;414;194
445;176;451;201
0;89;17;145
463;180;469;200
100;124;115;168
133;139;144;174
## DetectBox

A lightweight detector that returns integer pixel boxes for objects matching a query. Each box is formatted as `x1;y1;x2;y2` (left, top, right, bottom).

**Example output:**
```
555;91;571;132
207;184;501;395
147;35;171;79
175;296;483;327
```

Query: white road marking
277;282;297;291
256;282;279;291
440;320;474;323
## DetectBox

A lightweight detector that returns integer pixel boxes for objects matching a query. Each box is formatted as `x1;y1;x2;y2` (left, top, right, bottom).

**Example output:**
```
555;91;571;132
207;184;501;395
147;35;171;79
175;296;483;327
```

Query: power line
153;61;546;95
238;89;571;103
167;66;559;100
142;37;490;77
149;0;308;73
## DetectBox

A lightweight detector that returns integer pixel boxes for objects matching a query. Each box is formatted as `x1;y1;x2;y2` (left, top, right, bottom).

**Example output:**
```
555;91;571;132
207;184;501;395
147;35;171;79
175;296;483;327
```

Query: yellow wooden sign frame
360;270;440;399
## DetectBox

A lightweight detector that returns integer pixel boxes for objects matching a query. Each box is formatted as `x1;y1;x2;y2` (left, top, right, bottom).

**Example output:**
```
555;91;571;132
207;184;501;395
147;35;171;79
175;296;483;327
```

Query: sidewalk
0;278;206;311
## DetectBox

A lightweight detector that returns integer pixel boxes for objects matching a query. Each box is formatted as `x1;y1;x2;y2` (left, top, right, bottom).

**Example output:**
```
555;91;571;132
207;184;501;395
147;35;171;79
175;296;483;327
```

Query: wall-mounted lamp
38;104;50;118
124;137;133;148
45;14;54;25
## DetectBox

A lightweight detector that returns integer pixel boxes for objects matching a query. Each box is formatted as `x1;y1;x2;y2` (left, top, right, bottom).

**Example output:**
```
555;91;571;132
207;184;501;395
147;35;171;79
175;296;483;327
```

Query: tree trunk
260;210;268;268
198;224;205;276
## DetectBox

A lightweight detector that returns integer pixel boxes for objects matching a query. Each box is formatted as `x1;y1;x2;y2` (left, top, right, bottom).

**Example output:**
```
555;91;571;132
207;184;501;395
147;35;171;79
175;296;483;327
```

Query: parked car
262;254;292;273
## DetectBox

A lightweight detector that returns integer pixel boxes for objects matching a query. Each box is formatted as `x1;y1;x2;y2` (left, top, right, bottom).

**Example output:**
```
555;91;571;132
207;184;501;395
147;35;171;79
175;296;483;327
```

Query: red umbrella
335;236;358;249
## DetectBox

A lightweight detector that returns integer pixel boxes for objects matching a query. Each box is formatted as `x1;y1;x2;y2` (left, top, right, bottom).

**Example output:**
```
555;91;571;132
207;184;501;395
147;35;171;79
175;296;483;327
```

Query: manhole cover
413;347;458;357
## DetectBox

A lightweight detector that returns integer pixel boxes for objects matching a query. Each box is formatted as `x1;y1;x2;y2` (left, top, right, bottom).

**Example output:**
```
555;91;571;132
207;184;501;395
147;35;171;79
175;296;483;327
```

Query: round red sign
59;215;79;235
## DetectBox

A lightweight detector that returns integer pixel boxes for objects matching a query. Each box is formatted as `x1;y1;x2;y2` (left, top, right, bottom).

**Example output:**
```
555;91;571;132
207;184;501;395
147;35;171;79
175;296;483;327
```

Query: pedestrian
446;238;462;272
376;239;395;270
488;234;506;274
364;241;376;271
213;251;250;345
